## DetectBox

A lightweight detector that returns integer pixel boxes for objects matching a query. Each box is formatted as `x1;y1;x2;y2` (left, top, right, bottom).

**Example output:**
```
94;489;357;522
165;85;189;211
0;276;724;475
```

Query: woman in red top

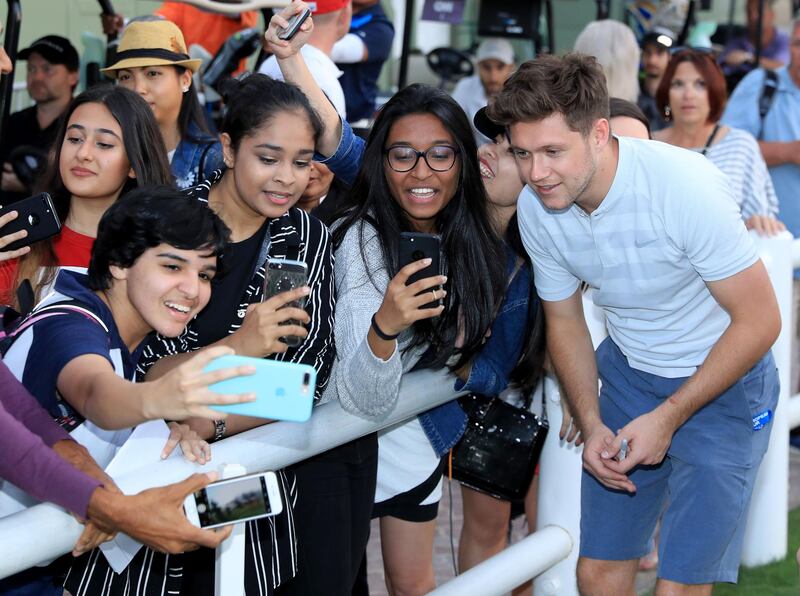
0;85;172;307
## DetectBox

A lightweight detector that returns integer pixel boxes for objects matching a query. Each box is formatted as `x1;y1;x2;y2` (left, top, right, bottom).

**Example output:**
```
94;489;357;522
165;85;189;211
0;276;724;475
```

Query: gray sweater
320;220;428;418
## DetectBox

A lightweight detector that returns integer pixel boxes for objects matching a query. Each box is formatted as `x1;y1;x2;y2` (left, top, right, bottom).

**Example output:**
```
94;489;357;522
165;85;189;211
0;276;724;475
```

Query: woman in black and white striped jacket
137;73;335;596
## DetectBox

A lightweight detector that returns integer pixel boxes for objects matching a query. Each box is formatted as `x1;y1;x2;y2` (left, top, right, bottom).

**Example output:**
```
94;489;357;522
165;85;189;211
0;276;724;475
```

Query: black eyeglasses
384;145;460;173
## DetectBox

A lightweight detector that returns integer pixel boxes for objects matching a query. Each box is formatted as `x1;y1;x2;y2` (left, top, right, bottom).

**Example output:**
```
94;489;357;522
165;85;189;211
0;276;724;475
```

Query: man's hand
603;408;676;475
264;1;314;60
559;396;583;445
52;439;119;494
745;214;786;236
582;422;636;493
86;473;233;554
1;163;25;193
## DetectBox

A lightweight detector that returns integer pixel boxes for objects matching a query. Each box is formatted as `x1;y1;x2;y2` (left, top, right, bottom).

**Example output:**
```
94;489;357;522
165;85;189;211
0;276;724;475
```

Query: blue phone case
204;355;316;422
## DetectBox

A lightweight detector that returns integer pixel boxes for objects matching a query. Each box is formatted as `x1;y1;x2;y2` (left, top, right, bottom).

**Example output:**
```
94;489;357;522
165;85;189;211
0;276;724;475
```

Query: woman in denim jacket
101;19;224;189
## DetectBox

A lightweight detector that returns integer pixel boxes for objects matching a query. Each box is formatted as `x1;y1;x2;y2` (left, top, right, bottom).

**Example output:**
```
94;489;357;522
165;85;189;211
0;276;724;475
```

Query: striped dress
702;127;779;220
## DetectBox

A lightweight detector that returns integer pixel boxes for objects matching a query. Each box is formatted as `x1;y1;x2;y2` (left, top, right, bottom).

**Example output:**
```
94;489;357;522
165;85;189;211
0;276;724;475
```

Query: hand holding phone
0;193;61;254
263;258;309;347
205;354;316;421
398;232;442;309
278;7;311;41
184;471;283;529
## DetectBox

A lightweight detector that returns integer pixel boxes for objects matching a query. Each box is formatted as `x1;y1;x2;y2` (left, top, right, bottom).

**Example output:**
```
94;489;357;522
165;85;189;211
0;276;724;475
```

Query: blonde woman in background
574;20;641;102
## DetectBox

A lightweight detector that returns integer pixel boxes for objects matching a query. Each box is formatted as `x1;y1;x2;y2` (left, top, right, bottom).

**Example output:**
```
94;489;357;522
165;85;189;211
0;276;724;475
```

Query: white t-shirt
258;45;346;119
518;136;759;378
451;75;490;147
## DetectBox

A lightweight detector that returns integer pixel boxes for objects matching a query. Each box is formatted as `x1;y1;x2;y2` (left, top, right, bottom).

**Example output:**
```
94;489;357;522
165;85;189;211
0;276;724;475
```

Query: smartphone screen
194;475;272;528
264;259;308;347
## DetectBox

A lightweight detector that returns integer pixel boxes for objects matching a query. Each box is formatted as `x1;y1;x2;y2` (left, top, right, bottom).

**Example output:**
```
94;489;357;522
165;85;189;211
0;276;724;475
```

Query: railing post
533;377;582;596
740;232;793;565
215;464;248;596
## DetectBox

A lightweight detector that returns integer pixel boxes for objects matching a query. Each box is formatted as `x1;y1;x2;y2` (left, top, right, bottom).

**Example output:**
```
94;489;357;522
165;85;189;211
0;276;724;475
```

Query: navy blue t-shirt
337;3;394;122
3;269;141;427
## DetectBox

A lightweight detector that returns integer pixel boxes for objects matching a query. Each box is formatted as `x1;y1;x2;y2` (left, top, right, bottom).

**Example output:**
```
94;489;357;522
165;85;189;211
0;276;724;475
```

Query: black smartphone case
399;232;441;308
0;193;61;252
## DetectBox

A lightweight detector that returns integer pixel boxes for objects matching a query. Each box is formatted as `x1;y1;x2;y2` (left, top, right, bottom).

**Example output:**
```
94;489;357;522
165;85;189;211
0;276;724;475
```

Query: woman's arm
265;1;366;185
56;347;257;429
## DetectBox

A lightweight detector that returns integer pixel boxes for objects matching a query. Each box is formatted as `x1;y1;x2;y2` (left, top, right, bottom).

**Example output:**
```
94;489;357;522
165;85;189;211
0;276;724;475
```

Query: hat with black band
101;20;201;75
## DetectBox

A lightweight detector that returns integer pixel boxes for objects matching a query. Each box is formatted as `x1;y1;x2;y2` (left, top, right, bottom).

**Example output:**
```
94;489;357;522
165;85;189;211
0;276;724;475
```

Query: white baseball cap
476;38;515;65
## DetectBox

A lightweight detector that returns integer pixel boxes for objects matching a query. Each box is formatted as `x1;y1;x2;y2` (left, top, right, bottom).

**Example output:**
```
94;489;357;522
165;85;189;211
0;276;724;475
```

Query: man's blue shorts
580;338;779;585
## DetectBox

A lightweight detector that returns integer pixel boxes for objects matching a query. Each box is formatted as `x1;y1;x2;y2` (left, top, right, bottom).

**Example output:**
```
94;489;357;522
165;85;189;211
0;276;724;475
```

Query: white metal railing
0;368;460;579
3;235;797;592
429;526;573;596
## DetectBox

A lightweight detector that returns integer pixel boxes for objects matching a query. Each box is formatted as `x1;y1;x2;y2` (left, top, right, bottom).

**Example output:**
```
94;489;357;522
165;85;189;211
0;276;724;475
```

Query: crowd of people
0;0;798;595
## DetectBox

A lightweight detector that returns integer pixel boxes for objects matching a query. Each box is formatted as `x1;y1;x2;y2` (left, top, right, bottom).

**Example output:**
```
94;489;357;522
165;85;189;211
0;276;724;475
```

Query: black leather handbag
451;390;549;502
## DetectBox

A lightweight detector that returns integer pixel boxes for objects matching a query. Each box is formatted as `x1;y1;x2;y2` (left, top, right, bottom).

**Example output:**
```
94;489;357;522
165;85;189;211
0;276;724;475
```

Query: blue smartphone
204;355;316;422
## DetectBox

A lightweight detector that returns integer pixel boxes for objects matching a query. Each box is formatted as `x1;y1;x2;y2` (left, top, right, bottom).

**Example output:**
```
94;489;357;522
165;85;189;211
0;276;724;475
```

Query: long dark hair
331;84;506;369
505;212;546;394
175;66;213;140
13;85;172;306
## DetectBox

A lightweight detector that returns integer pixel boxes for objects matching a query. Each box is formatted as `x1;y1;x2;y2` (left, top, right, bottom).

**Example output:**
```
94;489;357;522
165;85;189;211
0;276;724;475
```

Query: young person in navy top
2;186;255;596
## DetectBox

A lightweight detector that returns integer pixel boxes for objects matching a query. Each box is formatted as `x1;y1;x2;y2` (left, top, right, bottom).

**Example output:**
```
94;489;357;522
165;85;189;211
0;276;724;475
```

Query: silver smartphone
184;471;283;529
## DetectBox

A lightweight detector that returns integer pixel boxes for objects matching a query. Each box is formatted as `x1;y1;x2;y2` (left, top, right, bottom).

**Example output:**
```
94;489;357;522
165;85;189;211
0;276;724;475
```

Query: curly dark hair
87;185;230;290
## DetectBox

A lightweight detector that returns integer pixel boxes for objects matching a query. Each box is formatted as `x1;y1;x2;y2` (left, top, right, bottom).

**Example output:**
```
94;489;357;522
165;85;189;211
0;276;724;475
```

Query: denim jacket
171;122;225;189
320;120;536;457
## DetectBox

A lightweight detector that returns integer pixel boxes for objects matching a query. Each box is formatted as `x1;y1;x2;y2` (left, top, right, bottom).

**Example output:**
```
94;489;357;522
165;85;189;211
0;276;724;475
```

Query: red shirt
0;226;94;304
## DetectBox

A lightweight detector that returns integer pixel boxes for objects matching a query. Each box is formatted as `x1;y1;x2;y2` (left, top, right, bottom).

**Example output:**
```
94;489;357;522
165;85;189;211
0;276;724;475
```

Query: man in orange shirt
102;2;258;73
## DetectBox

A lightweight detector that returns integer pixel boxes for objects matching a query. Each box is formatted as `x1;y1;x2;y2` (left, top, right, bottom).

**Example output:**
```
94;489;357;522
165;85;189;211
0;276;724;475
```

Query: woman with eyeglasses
265;6;505;594
653;49;785;235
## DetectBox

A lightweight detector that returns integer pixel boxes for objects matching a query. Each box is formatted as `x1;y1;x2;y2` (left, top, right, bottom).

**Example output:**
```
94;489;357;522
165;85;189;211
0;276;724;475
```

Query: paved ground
363;447;800;595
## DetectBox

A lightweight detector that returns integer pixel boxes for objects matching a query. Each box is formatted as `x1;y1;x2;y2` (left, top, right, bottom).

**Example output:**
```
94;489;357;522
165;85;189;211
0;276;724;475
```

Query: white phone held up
184;471;283;529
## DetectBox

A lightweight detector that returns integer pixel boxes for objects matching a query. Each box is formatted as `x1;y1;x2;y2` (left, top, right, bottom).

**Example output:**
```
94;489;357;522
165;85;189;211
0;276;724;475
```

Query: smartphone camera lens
412;250;425;260
303;372;311;386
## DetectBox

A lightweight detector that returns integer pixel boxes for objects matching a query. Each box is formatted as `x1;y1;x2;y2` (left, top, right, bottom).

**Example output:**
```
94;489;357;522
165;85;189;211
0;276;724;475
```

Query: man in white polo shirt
486;53;780;594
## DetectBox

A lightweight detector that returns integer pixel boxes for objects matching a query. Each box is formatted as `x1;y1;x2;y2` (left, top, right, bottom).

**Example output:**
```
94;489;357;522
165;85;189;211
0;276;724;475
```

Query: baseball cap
473;106;505;141
476;38;514;65
307;0;350;15
641;27;676;51
19;35;79;71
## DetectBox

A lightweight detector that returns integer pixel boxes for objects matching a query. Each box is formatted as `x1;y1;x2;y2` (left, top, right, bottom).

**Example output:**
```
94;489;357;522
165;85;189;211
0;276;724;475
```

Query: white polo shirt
519;136;759;378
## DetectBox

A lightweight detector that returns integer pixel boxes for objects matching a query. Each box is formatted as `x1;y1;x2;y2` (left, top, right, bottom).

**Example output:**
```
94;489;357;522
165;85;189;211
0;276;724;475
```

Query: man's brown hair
486;53;610;137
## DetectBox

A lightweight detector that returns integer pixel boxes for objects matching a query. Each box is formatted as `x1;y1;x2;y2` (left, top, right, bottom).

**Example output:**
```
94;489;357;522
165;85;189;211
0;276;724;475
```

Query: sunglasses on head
670;46;715;56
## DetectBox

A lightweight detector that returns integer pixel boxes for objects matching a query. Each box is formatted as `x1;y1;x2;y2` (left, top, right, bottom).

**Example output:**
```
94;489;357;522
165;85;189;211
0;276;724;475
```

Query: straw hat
101;20;201;75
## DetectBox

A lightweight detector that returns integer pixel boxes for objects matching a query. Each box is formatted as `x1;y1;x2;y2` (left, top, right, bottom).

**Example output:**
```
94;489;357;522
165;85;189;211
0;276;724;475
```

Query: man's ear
594;118;611;147
109;264;128;281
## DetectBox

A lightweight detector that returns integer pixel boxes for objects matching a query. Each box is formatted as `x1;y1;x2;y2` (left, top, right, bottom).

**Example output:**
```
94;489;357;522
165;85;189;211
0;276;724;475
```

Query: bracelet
211;419;226;443
371;313;400;341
